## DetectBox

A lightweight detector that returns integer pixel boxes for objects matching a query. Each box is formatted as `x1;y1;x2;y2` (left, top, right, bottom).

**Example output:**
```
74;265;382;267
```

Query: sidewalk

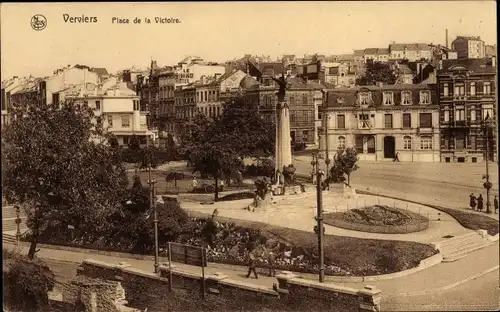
4;241;498;296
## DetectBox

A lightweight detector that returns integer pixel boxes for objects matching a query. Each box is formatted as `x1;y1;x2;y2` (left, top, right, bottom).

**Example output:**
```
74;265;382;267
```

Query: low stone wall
74;259;382;312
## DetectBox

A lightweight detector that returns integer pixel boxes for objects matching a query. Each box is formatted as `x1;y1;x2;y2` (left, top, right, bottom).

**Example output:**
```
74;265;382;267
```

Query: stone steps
2;205;28;233
438;232;493;262
3;233;17;244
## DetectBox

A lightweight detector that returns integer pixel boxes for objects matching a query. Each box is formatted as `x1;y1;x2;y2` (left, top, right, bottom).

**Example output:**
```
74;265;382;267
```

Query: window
470;109;476;121
419;91;430;104
121;115;130;128
359;114;370;128
338;136;346;149
443;83;449;96
289;96;295;105
95;100;101;110
359;92;371;105
402;113;411;128
419;113;432;128
470;82;476;95
302;130;309;142
302;95;308;105
444;110;450;122
401;91;412;105
483;82;491;95
355;136;363;153
403;136;412;150
455;108;465;121
384;114;393;128
107;115;113;127
366;136;375;153
383;92;394;105
483;105;494;120
337;115;345;129
420;136;433;150
217;107;220;116
454;84;465;96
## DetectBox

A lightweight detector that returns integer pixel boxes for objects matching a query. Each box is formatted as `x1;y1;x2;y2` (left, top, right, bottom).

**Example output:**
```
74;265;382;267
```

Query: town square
1;2;499;312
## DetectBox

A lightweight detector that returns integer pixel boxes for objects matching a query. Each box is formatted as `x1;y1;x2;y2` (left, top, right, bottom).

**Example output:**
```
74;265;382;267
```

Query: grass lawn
127;170;253;195
357;190;499;236
186;210;437;276
323;206;430;234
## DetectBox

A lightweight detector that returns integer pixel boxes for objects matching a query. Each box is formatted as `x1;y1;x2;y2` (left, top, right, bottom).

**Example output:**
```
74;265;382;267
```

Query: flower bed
218;192;256;202
33;215;437;277
324;205;429;234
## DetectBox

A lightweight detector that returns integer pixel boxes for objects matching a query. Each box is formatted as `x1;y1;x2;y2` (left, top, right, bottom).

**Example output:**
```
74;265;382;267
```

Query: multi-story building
246;77;325;147
363;48;390;63
65;82;155;147
319;62;356;88
389;43;432;61
320;84;440;162
437;57;496;163
485;44;497;57
451;36;486;59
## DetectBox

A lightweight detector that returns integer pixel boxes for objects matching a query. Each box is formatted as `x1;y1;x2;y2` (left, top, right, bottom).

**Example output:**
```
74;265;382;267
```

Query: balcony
452;120;469;128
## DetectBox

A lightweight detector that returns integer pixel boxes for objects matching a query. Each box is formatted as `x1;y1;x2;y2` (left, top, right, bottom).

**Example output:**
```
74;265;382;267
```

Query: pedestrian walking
494;195;498;214
192;176;198;192
268;251;276;277
245;252;258;279
477;194;484;212
393;152;400;162
469;193;477;210
219;179;224;192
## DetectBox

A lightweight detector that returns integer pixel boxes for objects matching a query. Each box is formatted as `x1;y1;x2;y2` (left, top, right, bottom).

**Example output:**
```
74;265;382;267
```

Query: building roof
398;64;414;75
91;68;109;77
364;48;379;55
438;58;496;74
325;84;436;108
378;48;390;54
239;75;259;89
389;43;431;51
353;50;365;57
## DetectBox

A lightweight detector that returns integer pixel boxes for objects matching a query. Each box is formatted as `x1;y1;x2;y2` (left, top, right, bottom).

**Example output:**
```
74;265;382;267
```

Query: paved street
293;156;499;215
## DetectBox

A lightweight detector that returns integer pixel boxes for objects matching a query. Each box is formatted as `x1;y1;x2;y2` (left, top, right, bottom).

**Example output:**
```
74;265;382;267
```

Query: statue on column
272;72;289;103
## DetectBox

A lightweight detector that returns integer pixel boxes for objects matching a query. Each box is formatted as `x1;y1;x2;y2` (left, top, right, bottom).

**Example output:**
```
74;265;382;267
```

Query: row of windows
176;106;222;119
443;107;494;122
336;135;433;151
359;90;431;106
262;94;311;107
336;113;433;129
175;90;220;105
442;81;493;96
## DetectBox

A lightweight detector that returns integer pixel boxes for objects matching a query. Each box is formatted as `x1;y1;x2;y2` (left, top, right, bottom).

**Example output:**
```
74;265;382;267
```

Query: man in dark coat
477;194;484;212
494;195;498;214
245;252;258;279
469;193;477;210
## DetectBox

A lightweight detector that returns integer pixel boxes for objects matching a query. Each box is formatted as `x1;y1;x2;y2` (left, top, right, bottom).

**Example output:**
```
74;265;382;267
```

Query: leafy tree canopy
355;61;397;86
2;100;128;258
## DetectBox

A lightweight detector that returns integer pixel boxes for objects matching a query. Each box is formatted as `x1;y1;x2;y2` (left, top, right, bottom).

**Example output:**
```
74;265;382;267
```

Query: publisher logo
31;14;47;31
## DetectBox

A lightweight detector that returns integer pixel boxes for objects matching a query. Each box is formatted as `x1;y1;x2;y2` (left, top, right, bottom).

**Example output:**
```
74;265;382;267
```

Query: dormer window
358;92;372;106
401;91;412;105
383;92;394;105
419;91;431;105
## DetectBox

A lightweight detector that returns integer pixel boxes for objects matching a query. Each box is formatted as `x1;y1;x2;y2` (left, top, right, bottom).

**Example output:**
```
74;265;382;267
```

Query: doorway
383;136;396;159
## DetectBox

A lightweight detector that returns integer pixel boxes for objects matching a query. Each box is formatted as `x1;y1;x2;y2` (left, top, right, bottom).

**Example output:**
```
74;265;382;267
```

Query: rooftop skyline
1;1;496;79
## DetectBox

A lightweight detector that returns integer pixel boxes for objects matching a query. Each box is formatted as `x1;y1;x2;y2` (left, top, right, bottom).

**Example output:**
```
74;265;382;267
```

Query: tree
178;113;213;160
2;100;128;259
355;61;397;86
128;134;141;151
333;147;359;186
3;248;56;312
166;133;178;160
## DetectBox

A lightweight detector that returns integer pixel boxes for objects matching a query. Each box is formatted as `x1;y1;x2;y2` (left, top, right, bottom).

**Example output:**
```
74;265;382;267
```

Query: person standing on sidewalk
268;251;276;277
469;193;477;211
246;252;258;279
393;152;400;162
477;194;484;212
192;176;198;192
494;195;498;214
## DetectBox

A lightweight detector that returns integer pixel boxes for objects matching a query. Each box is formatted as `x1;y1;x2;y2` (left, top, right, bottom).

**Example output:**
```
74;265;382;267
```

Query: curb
387;265;499;297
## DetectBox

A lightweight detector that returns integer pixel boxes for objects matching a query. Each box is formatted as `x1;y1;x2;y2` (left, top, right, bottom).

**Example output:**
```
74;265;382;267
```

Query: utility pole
149;166;159;273
313;153;325;283
484;118;492;213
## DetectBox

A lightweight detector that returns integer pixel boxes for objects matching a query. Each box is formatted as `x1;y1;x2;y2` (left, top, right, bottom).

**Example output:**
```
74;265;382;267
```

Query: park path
179;192;471;244
3;241;498;297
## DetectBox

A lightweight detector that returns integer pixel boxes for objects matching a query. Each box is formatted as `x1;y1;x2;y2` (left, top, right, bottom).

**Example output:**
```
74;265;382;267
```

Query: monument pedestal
329;183;358;199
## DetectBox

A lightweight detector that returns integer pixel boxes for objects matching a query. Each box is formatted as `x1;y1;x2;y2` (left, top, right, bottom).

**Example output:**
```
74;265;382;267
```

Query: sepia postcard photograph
1;1;498;311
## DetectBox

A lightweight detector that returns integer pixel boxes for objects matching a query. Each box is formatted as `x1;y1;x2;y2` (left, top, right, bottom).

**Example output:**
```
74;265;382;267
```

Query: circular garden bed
324;205;429;234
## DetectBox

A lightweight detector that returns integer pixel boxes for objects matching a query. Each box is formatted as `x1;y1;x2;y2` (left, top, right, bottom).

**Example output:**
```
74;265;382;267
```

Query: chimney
439;60;443;70
445;29;449;49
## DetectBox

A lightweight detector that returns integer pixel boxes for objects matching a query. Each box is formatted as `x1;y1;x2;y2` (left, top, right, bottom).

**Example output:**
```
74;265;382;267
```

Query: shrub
156;199;189;244
3;248;56;312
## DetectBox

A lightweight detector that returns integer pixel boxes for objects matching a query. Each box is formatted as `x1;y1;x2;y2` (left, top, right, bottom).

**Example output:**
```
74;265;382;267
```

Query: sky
1;1;497;79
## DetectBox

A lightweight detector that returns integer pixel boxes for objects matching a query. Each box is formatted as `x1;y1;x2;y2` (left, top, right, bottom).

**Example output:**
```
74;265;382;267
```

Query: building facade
389;43;432;61
451;36;486;59
437;58;496;163
320;84;440;162
246;77;325;147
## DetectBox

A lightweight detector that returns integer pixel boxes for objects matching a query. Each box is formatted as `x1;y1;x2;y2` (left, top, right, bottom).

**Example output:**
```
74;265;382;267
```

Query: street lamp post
324;113;331;190
483;117;493;213
15;205;21;246
312;152;325;283
148;167;159;273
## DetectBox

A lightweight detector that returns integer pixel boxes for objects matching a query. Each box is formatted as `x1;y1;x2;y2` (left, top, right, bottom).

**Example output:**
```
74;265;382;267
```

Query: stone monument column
275;101;292;173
